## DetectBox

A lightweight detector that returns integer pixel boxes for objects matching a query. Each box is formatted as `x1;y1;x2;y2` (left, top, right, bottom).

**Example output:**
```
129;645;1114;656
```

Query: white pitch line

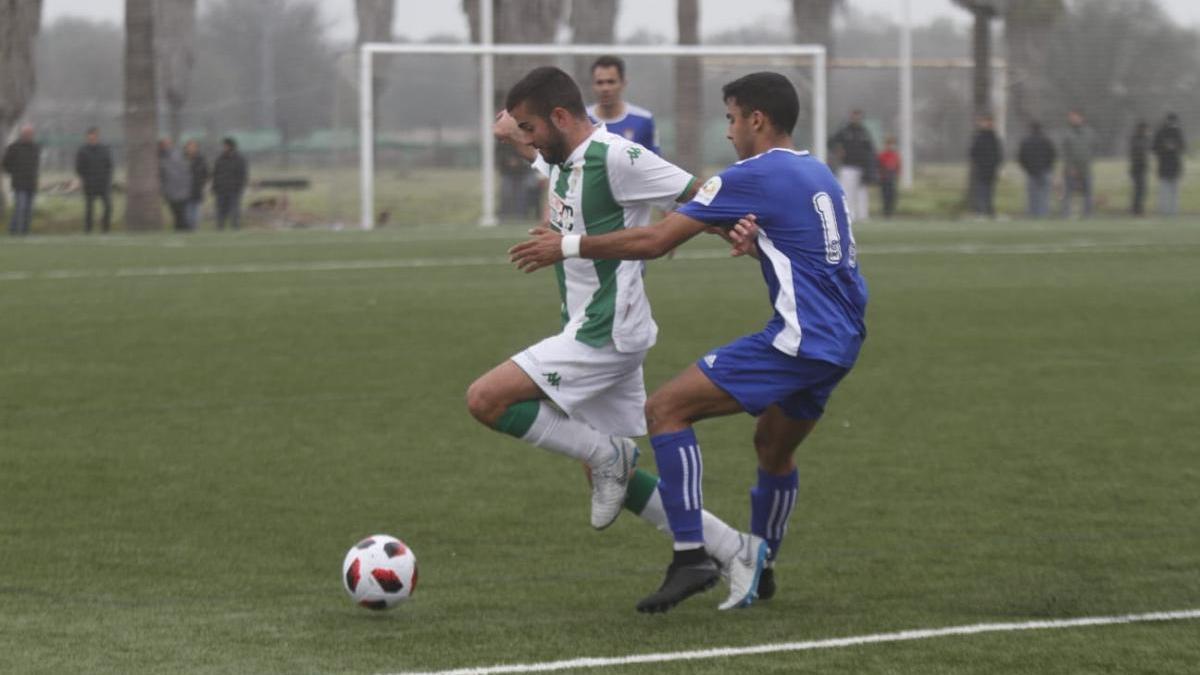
0;255;517;282
1;239;1195;283
385;609;1200;675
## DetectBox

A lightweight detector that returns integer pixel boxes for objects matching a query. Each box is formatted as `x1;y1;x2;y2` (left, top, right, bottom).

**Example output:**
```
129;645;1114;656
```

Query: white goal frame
359;41;827;229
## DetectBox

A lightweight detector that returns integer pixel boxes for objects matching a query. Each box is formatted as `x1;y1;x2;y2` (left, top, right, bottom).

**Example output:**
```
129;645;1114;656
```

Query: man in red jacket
877;135;901;218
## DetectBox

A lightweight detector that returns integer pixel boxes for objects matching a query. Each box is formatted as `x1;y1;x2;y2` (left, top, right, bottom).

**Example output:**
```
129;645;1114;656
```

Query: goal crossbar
359;42;827;229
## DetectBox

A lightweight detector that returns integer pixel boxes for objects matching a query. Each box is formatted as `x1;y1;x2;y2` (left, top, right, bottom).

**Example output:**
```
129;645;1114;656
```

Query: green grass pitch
1;217;1198;674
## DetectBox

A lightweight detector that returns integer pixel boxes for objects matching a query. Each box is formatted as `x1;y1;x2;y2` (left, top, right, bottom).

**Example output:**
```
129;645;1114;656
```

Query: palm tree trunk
791;0;836;55
155;0;198;142
1003;1;1064;129
464;0;562;107
464;0;563;218
124;0;162;231
674;0;701;176
356;0;395;114
0;0;44;216
569;0;619;86
791;0;838;148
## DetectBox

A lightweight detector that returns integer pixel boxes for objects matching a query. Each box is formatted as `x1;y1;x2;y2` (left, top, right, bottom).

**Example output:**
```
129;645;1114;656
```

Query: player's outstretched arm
509;212;709;273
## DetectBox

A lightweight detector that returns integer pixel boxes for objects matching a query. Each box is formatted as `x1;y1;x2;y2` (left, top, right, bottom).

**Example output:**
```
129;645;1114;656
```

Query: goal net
358;42;827;229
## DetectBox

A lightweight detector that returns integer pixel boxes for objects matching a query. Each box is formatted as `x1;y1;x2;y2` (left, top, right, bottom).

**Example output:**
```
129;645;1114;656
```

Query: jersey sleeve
606;140;693;208
675;163;762;227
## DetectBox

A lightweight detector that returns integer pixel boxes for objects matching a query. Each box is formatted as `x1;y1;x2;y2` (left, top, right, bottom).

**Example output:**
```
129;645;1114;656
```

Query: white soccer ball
342;534;418;610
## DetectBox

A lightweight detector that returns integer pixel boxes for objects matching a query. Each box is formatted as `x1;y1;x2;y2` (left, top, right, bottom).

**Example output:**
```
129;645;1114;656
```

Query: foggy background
15;1;1200;188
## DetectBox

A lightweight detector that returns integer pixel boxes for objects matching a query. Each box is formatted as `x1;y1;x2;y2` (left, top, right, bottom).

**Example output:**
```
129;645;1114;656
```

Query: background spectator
184;139;208;230
1129;121;1151;216
158;138;191;232
1017;121;1056;218
75;127;114;233
968;113;1003;218
1060;109;1095;218
877;135;900;218
3;124;40;236
1152;112;1186;216
212;137;248;230
829;109;876;221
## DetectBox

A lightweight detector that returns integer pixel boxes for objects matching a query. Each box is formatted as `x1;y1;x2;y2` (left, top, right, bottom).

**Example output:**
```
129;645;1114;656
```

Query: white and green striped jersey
533;127;694;353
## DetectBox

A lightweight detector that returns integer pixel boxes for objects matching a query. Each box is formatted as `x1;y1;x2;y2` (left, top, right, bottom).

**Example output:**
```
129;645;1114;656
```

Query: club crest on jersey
626;147;642;165
694;176;722;206
548;193;575;232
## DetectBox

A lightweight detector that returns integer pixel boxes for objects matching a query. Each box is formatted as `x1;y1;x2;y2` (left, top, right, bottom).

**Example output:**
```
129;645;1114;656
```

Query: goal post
359;42;827;230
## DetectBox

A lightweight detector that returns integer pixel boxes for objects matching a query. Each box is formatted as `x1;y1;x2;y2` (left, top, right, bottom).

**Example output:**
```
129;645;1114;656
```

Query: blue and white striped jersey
677;148;868;367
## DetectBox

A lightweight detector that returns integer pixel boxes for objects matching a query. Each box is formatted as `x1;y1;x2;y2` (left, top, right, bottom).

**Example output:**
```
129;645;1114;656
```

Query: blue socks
652;429;800;560
649;428;704;547
750;467;799;561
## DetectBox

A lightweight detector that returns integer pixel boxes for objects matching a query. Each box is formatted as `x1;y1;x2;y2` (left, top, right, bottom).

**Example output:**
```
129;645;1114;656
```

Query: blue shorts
697;332;851;420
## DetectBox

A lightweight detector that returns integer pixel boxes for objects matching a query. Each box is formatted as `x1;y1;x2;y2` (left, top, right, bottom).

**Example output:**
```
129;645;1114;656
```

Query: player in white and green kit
466;66;768;610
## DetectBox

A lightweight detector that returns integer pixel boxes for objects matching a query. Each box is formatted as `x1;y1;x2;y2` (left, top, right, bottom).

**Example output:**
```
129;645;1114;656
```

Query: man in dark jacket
968;113;1003;218
212;137;248;230
1152;112;1186;216
1017;121;1055;218
184;140;208;230
1129;121;1151;216
829;109;876;221
75;127;114;233
2;124;39;236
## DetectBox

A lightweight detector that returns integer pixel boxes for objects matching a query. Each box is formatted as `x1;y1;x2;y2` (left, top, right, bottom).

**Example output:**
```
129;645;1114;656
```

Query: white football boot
589;437;638;529
718;533;769;610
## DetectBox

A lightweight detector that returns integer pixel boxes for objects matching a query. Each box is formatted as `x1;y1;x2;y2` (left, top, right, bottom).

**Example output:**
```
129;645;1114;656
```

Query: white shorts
512;333;648;437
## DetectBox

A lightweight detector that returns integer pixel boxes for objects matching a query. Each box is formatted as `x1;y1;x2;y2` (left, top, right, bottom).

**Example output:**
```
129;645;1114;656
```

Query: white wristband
561;234;582;259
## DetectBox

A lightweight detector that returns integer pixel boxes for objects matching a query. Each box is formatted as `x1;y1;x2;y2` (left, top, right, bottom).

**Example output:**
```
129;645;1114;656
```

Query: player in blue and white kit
510;72;868;613
587;55;660;155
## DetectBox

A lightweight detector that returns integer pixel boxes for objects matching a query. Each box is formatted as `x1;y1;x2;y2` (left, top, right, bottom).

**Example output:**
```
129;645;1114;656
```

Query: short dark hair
590;55;626;80
223;137;237;149
86;126;99;135
721;72;799;135
505;66;587;120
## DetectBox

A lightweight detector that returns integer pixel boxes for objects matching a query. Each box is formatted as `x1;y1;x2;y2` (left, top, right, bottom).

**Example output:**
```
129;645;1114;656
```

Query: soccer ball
342;534;418;610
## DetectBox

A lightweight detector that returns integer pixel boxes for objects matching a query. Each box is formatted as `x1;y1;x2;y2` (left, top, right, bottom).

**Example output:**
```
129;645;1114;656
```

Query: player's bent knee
644;393;685;435
465;379;503;427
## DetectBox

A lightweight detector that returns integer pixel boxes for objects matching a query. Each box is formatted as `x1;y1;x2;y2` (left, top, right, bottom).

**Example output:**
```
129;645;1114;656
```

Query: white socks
521;401;610;466
637;490;743;566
